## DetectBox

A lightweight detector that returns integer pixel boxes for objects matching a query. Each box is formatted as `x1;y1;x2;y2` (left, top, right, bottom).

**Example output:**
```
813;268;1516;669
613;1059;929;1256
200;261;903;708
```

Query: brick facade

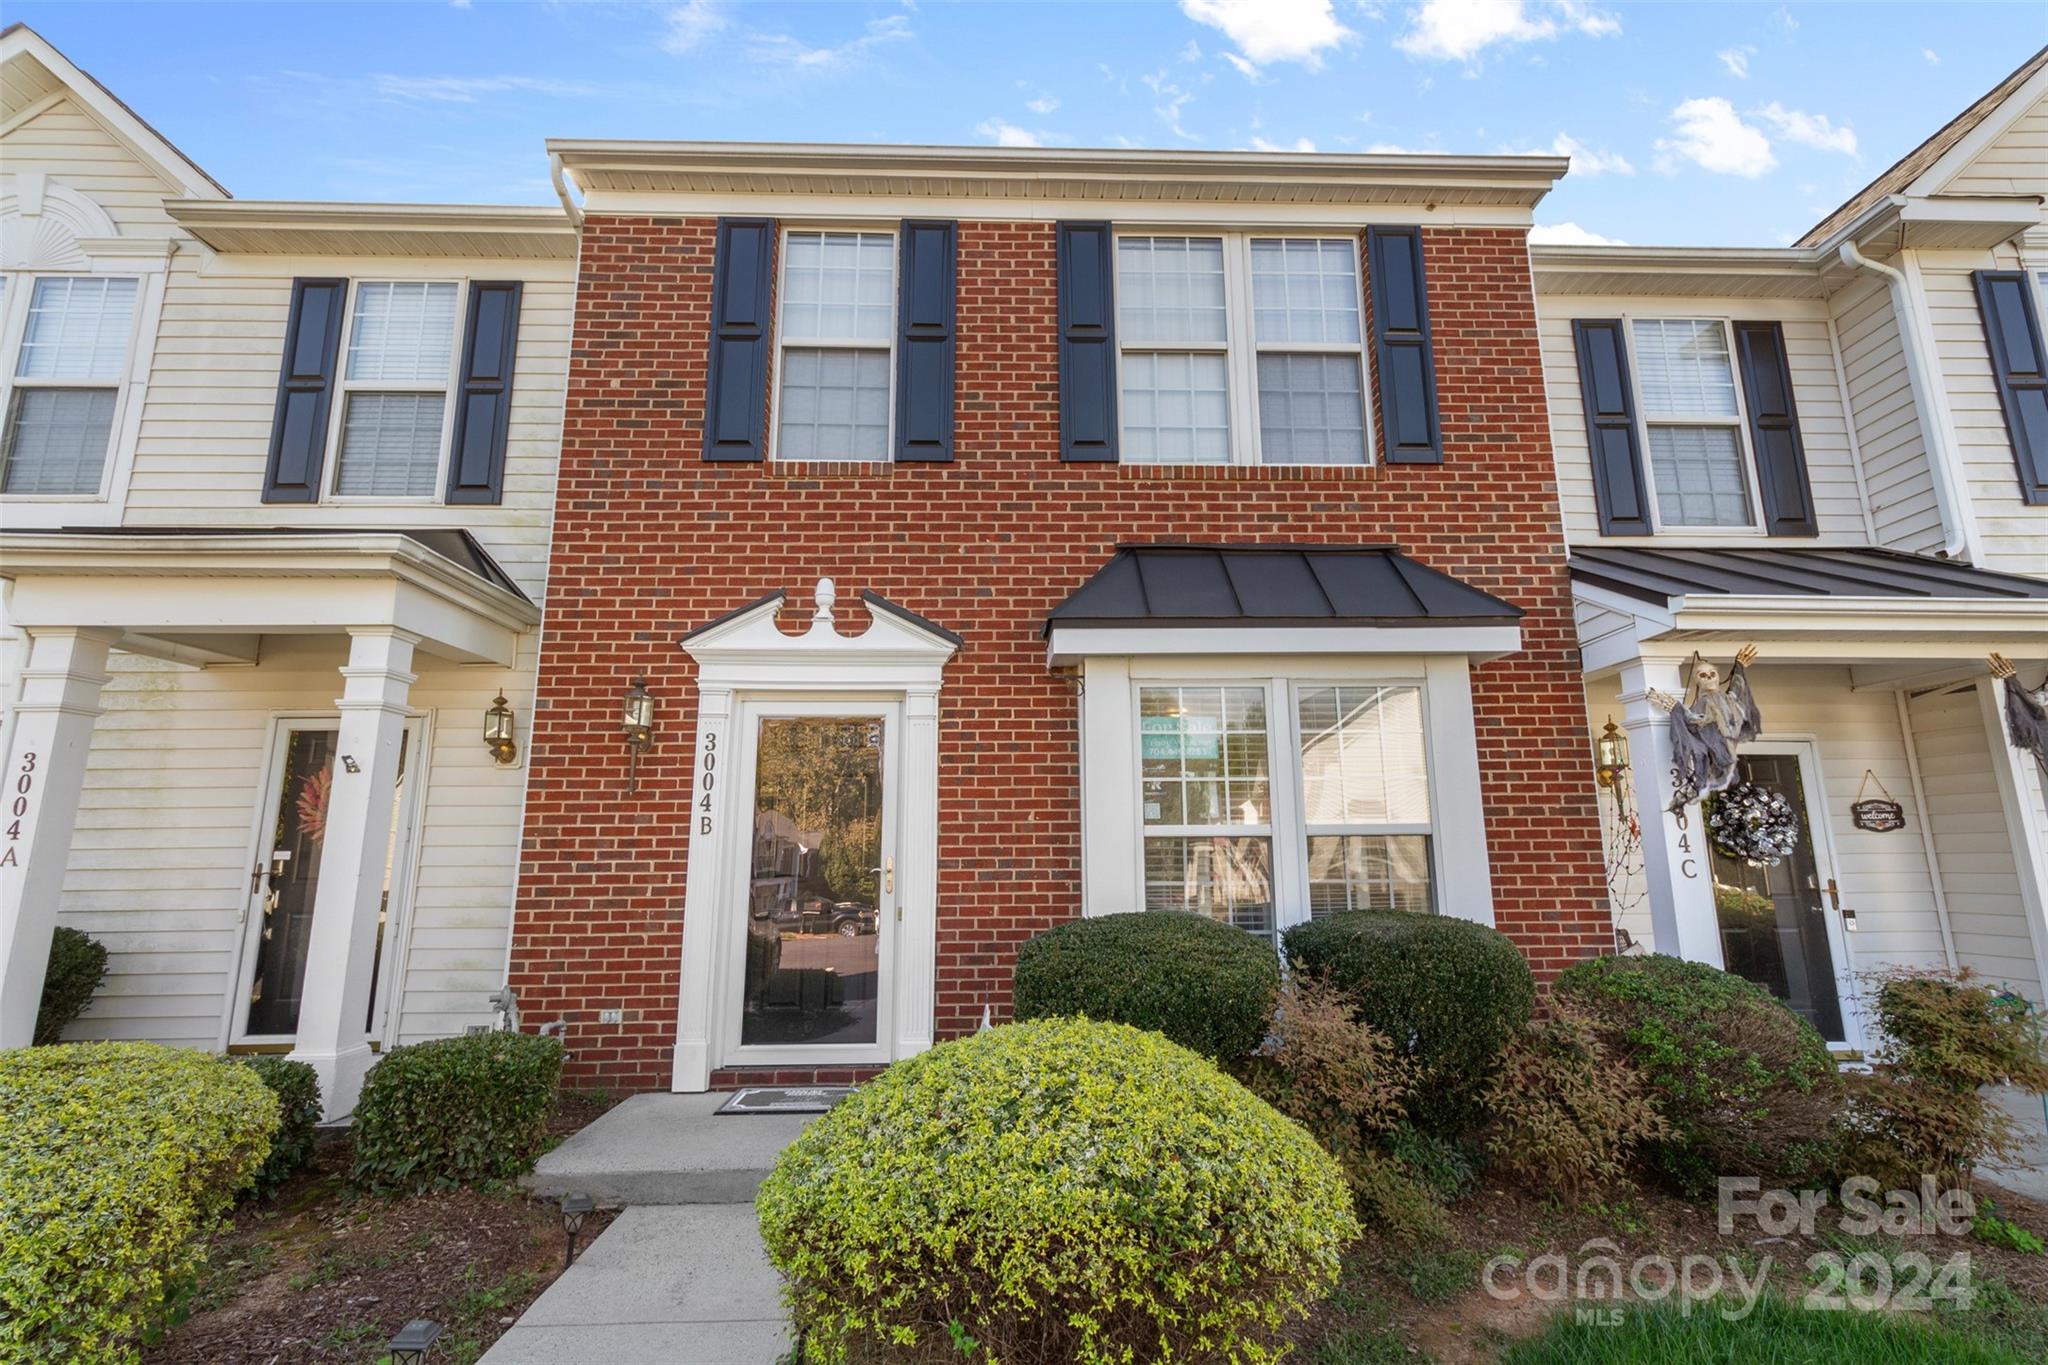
512;217;1611;1091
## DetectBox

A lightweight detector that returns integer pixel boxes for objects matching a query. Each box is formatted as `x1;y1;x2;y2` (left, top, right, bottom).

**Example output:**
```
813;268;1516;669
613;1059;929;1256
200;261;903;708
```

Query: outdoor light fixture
621;676;655;792
483;693;518;766
1594;716;1631;789
561;1191;596;1267
387;1319;443;1364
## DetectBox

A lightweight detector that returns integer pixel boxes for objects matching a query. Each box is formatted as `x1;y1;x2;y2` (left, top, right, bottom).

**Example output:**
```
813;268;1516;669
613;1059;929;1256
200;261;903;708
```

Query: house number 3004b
696;731;717;837
2;750;36;869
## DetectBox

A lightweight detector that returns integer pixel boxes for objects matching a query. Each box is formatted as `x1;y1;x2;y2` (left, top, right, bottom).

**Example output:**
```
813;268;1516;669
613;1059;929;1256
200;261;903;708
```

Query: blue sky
11;1;2040;246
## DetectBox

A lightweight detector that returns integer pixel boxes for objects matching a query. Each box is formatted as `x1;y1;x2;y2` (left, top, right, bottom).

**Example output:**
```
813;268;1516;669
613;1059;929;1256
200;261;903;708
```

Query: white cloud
1716;46;1753;78
746;13;912;72
977;118;1044;148
1249;135;1317;153
1396;0;1619;63
1221;52;1264;82
368;73;613;104
1510;131;1633;176
1179;0;1354;69
1027;95;1059;114
1529;222;1626;245
661;0;729;55
1143;69;1198;140
1364;141;1435;155
1923;48;1940;65
1655;97;1776;177
1180;39;1203;62
1758;102;1857;156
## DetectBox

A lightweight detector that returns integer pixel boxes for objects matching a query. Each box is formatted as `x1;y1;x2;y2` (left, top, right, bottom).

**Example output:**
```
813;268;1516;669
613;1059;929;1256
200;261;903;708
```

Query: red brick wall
513;217;1610;1091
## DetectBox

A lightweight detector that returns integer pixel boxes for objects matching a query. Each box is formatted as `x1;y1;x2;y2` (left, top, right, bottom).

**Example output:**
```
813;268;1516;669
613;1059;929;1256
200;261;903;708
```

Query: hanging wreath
1705;781;1800;867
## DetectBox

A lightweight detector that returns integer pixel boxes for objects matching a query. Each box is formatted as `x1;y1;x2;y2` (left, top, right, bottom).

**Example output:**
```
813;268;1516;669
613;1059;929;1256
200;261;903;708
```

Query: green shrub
349;1031;563;1194
1480;1003;1670;1199
1012;910;1281;1060
1556;954;1840;1195
758;1017;1359;1364
0;1042;277;1363
232;1056;321;1198
1283;910;1534;1131
34;925;108;1045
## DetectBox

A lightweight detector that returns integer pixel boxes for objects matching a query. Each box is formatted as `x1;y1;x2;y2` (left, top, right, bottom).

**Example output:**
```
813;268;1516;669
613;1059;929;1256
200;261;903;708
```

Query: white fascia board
577;191;1539;230
1045;623;1522;668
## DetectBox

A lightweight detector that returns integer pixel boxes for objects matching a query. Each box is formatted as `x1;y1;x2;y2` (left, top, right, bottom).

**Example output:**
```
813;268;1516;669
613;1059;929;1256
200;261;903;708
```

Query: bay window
0;274;140;495
774;229;895;461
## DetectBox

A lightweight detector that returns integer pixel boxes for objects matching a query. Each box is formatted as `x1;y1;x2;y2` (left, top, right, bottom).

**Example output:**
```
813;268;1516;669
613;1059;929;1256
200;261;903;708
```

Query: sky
10;1;2043;247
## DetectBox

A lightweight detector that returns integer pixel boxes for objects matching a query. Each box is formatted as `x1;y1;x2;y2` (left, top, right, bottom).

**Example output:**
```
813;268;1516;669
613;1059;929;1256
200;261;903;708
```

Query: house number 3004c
697;731;717;837
2;750;36;869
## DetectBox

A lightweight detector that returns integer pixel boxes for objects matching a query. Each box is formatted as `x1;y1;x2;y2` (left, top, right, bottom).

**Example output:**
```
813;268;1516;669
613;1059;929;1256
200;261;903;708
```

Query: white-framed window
328;280;461;500
1115;233;1369;467
1134;677;1434;940
1626;317;1757;530
0;273;142;497
772;229;896;461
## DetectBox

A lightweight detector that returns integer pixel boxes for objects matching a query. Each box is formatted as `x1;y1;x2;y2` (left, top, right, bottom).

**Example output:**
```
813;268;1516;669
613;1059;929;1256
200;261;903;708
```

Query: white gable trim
1914;61;2048;199
2;26;225;199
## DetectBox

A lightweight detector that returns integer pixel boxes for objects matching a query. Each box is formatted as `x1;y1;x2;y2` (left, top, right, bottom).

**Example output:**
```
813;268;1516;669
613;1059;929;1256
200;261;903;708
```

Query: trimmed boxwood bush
1283;910;1534;1131
1012;910;1281;1060
34;925;108;1045
349;1030;564;1194
232;1056;321;1198
1;1042;277;1362
1556;953;1841;1194
758;1017;1359;1363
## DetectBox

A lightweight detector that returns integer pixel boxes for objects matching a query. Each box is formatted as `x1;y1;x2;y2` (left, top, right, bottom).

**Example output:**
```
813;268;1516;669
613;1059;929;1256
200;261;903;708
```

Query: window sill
1111;462;1387;482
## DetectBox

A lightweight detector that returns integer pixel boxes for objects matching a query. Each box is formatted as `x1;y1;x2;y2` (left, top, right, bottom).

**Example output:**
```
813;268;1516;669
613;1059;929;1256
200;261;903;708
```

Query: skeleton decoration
1647;645;1763;813
1990;653;2048;788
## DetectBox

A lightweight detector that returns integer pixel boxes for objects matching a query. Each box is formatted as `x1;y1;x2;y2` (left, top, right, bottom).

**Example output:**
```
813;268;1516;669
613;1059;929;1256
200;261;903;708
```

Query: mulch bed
147;1092;624;1365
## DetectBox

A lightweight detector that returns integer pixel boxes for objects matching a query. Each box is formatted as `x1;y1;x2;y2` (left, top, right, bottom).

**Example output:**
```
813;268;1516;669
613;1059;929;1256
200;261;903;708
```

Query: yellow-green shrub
758;1018;1359;1364
0;1042;277;1363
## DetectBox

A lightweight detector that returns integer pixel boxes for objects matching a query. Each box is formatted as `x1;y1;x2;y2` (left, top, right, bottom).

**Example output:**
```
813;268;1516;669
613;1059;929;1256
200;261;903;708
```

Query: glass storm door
733;710;894;1055
1706;752;1845;1042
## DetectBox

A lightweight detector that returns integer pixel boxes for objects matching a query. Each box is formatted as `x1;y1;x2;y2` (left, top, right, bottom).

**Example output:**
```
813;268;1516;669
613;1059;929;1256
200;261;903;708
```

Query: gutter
1835;241;1976;562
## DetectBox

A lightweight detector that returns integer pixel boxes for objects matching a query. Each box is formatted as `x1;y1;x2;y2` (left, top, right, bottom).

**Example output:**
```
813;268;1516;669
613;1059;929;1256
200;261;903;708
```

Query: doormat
715;1086;854;1115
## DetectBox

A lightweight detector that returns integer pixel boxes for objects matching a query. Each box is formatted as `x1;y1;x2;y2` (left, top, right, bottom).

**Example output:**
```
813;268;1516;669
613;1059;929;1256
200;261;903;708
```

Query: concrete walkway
484;1093;818;1364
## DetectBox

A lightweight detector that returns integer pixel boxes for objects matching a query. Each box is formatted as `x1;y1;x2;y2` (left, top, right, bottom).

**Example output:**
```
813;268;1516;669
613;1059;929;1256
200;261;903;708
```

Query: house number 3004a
1;750;36;869
696;731;717;836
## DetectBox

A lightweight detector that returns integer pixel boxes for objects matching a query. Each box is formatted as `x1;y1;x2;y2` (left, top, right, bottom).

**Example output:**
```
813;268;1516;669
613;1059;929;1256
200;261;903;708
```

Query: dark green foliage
1282;911;1534;1131
35;926;108;1045
1555;954;1840;1195
1012;911;1281;1061
349;1031;563;1194
232;1057;321;1198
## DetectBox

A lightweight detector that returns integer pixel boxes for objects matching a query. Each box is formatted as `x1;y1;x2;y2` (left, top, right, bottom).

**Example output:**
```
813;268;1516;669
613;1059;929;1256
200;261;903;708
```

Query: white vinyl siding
1;275;139;495
332;281;458;499
773;230;894;461
1829;272;1944;554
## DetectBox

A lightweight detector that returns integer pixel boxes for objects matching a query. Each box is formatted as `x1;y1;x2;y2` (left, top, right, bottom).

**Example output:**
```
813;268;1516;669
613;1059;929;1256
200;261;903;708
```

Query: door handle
872;857;894;896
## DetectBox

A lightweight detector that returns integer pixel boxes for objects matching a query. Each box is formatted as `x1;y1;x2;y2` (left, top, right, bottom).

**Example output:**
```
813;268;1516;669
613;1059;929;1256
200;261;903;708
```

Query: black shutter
1057;221;1118;462
1366;226;1442;464
1974;270;2048;505
703;217;775;462
894;220;957;462
446;281;522;505
1732;321;1818;535
262;278;346;503
1572;319;1653;536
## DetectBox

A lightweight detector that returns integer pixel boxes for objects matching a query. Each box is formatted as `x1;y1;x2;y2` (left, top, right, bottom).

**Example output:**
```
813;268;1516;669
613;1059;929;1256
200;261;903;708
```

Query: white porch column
0;627;119;1047
1979;678;2048;1006
290;627;418;1118
896;683;941;1058
1617;658;1724;967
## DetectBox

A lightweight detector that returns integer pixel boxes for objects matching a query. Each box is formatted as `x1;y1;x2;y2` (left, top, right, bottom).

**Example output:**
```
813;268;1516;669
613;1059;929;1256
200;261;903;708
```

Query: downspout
1896;688;1959;971
549;152;584;230
1836;241;1973;561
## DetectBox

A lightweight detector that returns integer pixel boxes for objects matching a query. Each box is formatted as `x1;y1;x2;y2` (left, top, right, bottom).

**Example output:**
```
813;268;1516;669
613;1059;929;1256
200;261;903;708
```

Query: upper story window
0;274;141;496
331;281;459;498
1629;318;1755;529
1115;234;1368;467
773;230;895;461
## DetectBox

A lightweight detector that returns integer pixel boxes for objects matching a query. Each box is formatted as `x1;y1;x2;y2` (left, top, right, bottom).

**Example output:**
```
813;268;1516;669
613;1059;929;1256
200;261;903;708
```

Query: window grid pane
335;393;446;496
1144;836;1274;933
1117;237;1227;346
1121;352;1230;464
1141;684;1270;830
780;232;894;342
1306;835;1433;917
1649;425;1752;527
777;348;890;460
1256;353;1365;465
1631;318;1738;417
346;282;458;383
1297;685;1430;825
1;388;116;494
1250;239;1360;344
17;277;137;380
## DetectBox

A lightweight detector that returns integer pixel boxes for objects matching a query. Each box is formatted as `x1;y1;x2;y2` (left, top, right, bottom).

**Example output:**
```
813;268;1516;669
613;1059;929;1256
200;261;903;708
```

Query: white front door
714;699;902;1069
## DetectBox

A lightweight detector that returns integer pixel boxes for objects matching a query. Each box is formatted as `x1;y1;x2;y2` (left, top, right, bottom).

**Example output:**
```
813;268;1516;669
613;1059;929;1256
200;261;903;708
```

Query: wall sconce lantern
622;677;655;791
1594;716;1631;789
483;693;518;766
387;1319;443;1365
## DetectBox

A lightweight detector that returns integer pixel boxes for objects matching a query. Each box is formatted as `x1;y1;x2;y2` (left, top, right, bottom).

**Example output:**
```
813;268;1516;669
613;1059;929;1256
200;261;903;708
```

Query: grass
1391;1246;1487;1304
1502;1293;2028;1364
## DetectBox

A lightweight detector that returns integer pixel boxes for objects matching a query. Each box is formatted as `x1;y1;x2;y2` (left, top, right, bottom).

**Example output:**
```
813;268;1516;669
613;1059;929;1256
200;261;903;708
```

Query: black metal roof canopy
42;525;531;602
1045;545;1524;632
1570;545;2048;607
